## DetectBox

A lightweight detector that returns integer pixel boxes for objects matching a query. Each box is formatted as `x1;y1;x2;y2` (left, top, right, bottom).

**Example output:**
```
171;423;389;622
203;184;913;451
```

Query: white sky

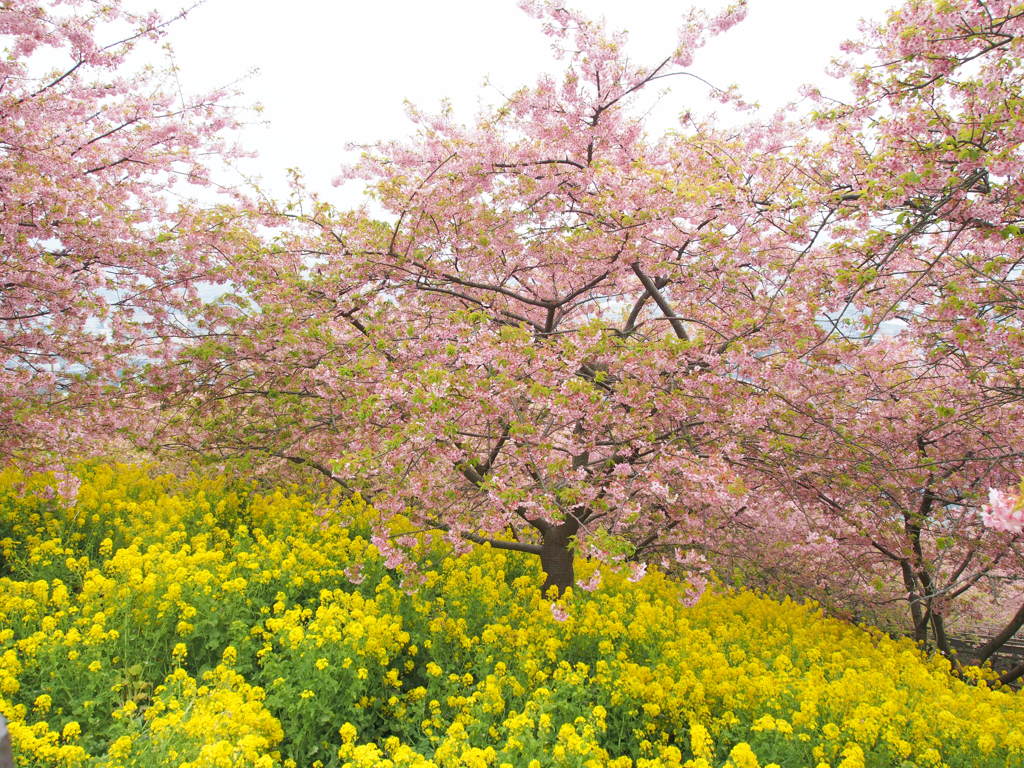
163;0;897;201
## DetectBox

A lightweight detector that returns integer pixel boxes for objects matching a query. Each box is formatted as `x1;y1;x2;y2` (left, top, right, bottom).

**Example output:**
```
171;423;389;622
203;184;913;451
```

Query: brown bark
977;601;1024;665
904;490;938;647
930;610;954;662
999;659;1024;686
540;538;574;595
540;522;576;596
900;559;929;644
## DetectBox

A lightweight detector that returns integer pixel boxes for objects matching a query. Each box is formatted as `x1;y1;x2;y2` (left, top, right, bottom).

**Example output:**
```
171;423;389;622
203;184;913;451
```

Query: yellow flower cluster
1;463;1021;768
101;662;283;768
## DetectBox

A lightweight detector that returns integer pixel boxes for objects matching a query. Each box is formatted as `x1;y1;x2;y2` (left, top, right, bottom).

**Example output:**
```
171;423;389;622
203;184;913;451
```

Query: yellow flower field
0;463;1021;767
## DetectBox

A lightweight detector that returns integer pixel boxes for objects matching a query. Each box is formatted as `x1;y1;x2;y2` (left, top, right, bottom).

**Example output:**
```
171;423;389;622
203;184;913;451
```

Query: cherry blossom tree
731;338;1024;664
151;0;1024;673
0;0;244;472
153;0;809;595
724;0;1024;673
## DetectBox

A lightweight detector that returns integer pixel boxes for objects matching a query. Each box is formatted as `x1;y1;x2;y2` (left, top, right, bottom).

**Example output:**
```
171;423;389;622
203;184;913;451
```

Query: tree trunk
977;601;1024;665
903;497;936;648
900;560;929;644
540;522;576;596
930;610;955;664
999;659;1024;686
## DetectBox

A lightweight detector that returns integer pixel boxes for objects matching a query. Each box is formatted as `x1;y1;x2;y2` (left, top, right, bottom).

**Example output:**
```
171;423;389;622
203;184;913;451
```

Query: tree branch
631;263;689;341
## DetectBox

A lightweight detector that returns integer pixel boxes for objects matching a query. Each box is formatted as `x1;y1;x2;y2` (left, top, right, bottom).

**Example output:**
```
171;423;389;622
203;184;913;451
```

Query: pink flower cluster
981;488;1024;534
550;602;570;622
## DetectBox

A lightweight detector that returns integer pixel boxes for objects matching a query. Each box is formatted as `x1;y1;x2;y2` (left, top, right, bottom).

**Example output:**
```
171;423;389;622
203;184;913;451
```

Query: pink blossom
981;488;1024;534
371;534;406;569
681;575;708;607
578;569;602;592
54;472;81;506
709;2;748;36
550;602;569;622
344;564;365;585
627;562;647;582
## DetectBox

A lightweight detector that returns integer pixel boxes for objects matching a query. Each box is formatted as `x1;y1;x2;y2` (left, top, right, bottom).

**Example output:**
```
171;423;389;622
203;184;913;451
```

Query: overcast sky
163;0;897;200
